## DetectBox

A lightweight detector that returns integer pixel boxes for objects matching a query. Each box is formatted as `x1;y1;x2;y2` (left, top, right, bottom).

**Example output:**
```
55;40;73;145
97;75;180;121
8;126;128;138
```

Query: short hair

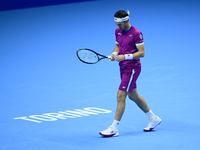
114;10;129;18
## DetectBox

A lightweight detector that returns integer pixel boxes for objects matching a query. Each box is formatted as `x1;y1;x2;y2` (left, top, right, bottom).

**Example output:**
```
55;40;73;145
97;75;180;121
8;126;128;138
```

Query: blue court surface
1;0;200;149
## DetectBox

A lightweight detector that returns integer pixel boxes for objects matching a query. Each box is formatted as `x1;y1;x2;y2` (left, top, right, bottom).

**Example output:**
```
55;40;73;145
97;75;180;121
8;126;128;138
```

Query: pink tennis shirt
115;26;144;68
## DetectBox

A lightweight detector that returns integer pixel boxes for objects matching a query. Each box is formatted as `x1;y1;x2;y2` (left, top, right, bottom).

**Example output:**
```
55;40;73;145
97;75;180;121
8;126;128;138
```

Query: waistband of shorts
119;64;141;70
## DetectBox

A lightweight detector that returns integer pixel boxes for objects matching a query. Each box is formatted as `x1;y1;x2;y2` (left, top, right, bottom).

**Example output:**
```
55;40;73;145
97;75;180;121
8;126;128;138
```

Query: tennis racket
76;48;111;64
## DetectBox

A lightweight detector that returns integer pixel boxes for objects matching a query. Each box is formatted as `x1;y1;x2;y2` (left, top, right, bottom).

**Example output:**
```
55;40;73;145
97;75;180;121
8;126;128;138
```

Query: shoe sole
99;132;119;137
143;120;162;132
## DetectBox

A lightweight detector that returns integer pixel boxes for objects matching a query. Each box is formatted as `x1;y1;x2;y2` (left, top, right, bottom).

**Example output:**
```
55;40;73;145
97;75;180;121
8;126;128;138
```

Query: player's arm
133;44;145;59
115;44;145;62
110;44;119;61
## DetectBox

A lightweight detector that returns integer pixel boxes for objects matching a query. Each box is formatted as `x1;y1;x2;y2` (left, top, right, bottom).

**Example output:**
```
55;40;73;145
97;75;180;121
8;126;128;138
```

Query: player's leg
114;89;128;121
128;88;150;113
99;89;127;137
128;88;162;131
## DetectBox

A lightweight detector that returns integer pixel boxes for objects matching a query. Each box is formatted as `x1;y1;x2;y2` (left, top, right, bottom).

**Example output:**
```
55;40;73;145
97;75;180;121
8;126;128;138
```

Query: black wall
0;0;94;11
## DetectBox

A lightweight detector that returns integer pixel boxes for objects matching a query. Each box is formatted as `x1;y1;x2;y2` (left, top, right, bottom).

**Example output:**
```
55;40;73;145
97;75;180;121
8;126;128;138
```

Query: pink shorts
119;66;141;93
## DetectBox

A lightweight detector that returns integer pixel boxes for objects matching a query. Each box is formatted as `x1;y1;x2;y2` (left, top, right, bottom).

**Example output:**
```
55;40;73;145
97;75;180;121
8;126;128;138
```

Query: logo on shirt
129;35;133;37
140;34;143;39
118;33;122;35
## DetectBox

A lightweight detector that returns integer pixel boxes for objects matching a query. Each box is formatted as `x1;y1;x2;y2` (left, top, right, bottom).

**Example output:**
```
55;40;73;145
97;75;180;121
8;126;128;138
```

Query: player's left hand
115;55;125;62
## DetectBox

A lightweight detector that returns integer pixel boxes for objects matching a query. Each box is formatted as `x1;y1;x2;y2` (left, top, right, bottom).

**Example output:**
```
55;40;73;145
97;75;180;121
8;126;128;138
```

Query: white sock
146;110;156;120
111;120;120;127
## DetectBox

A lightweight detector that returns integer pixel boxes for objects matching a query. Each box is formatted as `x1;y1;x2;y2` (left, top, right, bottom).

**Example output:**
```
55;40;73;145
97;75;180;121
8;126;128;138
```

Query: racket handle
107;56;111;59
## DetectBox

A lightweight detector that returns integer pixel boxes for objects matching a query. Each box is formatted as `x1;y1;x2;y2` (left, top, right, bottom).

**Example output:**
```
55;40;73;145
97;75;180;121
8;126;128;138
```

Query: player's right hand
110;54;116;61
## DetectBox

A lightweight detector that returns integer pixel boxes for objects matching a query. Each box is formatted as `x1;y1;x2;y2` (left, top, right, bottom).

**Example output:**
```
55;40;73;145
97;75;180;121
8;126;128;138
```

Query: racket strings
78;50;98;63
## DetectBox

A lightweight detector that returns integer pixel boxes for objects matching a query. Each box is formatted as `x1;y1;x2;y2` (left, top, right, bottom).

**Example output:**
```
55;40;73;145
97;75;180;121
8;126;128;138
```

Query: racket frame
76;48;110;64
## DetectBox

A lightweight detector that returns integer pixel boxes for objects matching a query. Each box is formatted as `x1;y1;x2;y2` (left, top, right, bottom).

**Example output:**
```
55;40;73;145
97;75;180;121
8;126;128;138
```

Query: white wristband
112;52;118;56
125;54;133;60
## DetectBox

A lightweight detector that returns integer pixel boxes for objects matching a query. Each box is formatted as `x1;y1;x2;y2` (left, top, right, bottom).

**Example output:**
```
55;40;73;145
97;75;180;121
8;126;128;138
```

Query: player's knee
128;94;139;102
117;91;127;103
117;94;124;102
128;89;140;102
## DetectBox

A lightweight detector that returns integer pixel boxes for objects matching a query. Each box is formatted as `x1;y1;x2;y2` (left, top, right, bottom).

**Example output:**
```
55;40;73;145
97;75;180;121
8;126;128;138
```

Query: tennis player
99;10;161;137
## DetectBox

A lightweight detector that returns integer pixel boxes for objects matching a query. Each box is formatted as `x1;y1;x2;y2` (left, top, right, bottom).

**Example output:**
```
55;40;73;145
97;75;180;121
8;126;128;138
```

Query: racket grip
107;56;111;59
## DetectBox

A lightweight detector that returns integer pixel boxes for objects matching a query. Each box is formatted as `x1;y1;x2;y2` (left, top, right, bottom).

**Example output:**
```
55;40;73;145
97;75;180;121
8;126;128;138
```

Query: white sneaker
143;116;162;132
99;126;119;137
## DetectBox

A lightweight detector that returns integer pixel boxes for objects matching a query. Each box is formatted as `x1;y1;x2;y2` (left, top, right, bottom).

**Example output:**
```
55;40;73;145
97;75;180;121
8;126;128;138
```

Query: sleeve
135;32;144;46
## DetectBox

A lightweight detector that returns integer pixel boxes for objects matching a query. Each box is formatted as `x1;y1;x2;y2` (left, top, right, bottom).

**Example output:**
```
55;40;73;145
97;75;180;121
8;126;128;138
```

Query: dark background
0;0;94;11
